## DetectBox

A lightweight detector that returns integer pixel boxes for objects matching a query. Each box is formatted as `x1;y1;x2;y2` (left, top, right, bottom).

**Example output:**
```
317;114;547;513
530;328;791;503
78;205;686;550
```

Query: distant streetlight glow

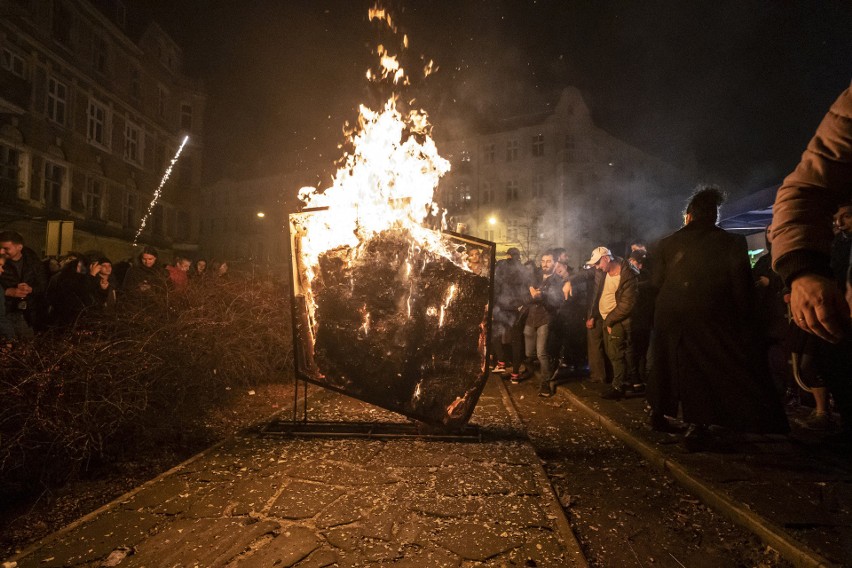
256;212;266;218
488;216;497;225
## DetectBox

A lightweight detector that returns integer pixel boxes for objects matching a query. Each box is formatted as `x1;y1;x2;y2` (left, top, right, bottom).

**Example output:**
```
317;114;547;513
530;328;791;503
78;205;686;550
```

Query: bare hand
5;287;27;298
790;274;849;343
607;326;612;334
585;318;594;330
88;262;101;277
529;286;541;299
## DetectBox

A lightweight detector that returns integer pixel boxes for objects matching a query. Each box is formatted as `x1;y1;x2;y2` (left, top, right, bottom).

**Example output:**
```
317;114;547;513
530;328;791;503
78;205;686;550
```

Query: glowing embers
290;220;493;429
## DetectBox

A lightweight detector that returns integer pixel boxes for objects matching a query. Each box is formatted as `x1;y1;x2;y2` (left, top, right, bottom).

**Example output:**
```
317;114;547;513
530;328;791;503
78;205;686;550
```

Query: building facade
0;0;205;262
436;88;687;263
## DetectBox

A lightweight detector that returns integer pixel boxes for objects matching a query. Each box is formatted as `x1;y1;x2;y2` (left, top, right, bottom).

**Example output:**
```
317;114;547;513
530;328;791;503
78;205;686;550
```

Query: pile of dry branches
0;275;293;491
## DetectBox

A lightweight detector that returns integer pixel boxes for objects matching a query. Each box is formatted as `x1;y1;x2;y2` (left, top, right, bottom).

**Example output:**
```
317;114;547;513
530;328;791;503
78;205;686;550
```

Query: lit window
531;134;544;157
47;76;67;125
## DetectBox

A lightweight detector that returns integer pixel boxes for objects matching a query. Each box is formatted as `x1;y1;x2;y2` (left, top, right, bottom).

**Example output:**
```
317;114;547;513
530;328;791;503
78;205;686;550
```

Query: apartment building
0;0;205;262
436;88;686;262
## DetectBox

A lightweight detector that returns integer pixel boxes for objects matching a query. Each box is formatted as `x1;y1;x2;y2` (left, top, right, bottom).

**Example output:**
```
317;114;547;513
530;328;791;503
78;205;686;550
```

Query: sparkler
133;135;190;245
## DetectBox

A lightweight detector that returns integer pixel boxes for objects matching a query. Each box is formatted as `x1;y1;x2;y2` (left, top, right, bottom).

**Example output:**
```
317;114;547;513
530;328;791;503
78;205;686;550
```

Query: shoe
508;373;521;384
492;362;507;374
794;410;834;431
517;368;534;382
538;381;557;398
628;383;646;394
600;387;625;400
649;413;679;433
681;424;711;452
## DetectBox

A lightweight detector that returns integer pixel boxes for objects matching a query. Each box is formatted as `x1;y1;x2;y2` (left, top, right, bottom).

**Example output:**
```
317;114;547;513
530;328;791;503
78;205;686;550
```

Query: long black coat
649;223;788;433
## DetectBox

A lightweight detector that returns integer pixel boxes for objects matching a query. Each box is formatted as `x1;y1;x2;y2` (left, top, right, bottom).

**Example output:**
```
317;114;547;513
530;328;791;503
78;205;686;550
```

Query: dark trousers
604;320;638;391
587;319;610;382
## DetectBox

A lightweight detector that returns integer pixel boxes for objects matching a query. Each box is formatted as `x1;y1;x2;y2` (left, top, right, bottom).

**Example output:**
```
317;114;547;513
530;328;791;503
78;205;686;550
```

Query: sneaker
492;362;507;374
509;373;521;383
649;413;680;433
538;381;557;398
600;387;625;400
795;410;834;431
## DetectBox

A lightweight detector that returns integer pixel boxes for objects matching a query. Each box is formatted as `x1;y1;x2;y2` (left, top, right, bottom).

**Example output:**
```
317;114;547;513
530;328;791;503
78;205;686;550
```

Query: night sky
136;0;852;195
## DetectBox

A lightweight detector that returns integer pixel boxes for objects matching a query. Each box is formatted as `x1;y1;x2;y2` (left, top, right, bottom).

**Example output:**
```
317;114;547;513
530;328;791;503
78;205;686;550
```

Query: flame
438;284;456;327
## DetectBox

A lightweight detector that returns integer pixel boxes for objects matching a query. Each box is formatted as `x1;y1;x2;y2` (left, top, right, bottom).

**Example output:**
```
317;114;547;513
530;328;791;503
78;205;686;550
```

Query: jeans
524;323;551;380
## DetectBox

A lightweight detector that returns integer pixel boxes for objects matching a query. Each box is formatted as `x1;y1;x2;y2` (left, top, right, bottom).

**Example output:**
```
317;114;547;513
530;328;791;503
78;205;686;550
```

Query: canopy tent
718;185;779;234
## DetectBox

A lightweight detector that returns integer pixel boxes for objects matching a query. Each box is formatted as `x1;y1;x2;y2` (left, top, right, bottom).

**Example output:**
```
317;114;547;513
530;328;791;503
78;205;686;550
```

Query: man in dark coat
648;187;788;447
0;230;49;337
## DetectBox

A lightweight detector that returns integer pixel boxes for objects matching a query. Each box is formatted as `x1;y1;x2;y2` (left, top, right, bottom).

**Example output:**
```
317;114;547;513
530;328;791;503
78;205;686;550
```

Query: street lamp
256;212;266;218
488;216;497;225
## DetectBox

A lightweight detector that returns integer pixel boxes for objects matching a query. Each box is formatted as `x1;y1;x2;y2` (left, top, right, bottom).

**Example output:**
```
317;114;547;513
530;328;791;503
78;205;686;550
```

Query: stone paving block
381;544;462;567
433;462;514;496
323;525;363;552
314;485;388;528
234;526;320;567
475;494;551;529
727;482;837;527
407;493;482;518
293;546;339;567
369;441;449;468
124;517;279;567
434;521;524;561
287;459;400;485
494;463;541;495
509;528;568;566
269;481;347;519
15;511;160;568
119;475;188;512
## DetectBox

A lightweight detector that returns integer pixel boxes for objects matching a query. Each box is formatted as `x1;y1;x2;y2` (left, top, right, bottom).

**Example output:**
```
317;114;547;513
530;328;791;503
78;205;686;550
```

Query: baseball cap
506;247;520;258
585;246;612;266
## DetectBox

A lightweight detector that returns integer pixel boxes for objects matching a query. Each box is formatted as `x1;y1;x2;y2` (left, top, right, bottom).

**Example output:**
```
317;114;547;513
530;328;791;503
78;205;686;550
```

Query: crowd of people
489;85;852;451
0;231;231;341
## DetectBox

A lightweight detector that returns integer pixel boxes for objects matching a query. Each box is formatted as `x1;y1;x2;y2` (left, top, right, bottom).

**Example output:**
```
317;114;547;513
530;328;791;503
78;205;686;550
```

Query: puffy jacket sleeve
771;87;852;286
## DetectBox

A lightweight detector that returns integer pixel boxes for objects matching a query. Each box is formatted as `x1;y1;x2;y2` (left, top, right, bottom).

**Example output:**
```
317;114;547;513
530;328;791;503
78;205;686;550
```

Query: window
129;66;141;100
532;134;544;157
122;191;137;228
483;143;495;164
0;145;20;185
84;177;104;219
506;139;519;162
506;179;519;201
152;204;164;234
485;229;495;242
507;219;519;242
92;33;109;75
177;210;191;240
87;98;109;147
157;85;168;118
180;103;192;130
43;161;65;207
480;181;493;204
52;0;72;46
124;120;143;165
532;173;546;198
47;76;67;125
458;182;472;210
1;48;27;78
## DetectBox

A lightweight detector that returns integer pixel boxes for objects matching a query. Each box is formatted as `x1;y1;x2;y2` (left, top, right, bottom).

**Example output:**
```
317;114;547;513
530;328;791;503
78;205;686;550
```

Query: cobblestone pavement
6;378;587;568
557;376;851;567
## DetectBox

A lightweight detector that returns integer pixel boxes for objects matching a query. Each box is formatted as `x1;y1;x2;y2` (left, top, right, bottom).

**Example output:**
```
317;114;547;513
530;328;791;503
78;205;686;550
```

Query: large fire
288;5;493;428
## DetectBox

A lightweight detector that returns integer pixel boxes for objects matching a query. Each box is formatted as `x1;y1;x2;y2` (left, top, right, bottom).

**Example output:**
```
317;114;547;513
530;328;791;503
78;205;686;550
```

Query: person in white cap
584;246;640;399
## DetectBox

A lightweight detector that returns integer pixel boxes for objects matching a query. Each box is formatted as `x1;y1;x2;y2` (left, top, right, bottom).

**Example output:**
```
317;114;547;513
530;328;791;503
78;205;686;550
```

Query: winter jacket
771;86;852;286
586;257;638;327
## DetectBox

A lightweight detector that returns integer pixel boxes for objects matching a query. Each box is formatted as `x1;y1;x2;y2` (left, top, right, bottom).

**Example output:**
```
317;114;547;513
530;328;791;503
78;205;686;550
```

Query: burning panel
288;5;493;429
290;218;494;429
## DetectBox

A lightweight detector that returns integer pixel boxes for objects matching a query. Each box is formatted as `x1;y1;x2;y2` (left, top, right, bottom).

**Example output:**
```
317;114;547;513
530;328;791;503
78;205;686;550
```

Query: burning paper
288;5;494;428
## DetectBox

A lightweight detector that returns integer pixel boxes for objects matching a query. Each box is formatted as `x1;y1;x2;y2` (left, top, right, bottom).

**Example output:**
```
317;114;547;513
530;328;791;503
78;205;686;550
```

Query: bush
0;275;293;490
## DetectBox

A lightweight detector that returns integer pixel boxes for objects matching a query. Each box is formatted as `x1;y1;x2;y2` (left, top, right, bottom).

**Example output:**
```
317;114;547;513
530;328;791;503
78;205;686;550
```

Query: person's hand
607;326;612;334
5;286;27;298
585;318;594;329
88;261;101;277
529;286;541;299
790;273;849;343
756;276;770;288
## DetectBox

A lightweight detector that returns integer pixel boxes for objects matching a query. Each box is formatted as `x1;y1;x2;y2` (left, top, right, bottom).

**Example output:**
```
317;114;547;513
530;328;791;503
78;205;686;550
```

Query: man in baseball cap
585;246;612;267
